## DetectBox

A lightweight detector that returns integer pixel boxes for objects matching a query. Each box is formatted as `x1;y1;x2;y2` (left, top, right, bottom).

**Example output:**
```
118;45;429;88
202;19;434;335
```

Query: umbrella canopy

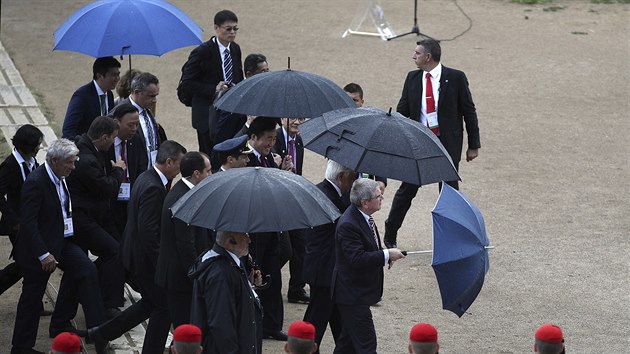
214;69;356;118
431;184;489;317
53;0;203;57
171;167;341;233
299;106;460;186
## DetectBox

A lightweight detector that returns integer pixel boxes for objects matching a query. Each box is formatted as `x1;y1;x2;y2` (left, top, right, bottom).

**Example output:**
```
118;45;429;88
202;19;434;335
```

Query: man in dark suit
303;160;355;353
11;139;107;354
245;118;292;341
0;125;43;296
332;178;404;354
62;57;120;139
86;140;186;354
54;117;125;334
114;72;165;169
384;39;481;248
180;10;244;156
272;118;310;303
155;151;212;328
108;103;148;239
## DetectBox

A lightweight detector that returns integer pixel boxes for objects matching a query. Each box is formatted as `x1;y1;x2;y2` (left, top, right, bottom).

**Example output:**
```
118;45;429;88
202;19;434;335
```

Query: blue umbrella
431;184;490;317
53;0;203;58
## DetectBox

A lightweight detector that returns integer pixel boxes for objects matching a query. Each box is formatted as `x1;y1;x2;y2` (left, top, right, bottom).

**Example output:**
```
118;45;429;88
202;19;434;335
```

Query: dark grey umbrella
214;69;356;118
299;107;460;186
170;167;341;233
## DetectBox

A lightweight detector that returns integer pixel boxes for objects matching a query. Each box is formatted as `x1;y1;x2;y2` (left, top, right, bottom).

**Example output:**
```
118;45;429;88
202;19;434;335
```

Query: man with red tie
384;38;481;249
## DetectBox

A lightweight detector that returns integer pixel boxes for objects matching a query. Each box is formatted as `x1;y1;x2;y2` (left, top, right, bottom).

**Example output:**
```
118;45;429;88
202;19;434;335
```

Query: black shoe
263;330;288;341
288;291;310;304
39;309;53;317
11;347;45;354
384;241;397;249
49;325;86;338
87;327;110;354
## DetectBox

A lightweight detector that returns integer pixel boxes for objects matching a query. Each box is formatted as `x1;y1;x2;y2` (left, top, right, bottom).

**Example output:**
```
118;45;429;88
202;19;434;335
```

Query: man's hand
271;153;282;167
112;157;126;170
387;248;405;269
215;81;230;96
252;269;262;287
280;155;294;172
466;148;479;162
40;254;57;273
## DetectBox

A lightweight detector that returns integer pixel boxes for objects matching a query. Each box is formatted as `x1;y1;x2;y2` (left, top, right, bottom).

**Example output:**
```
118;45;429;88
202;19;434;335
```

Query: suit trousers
0;232;21;295
334;303;376;354
384;179;459;244
13;242;105;350
196;129;213;157
167;289;193;328
249;233;284;333
98;275;171;354
303;286;342;354
288;229;307;295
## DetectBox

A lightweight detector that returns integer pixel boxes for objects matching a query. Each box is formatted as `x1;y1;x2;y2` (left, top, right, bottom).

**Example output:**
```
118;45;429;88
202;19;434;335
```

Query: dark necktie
259;155;267;167
368;216;379;248
21;162;30;180
120;141;128;181
99;94;107;116
288;139;296;173
425;72;439;135
141;110;156;150
223;49;233;83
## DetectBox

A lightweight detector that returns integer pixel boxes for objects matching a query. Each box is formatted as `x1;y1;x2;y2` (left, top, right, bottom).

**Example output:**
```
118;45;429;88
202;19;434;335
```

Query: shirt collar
129;97;144;113
115;136;123;146
282;127;296;144
44;161;62;185
226;249;241;267
358;208;372;224
216;37;231;55
325;178;343;197
248;143;262;159
152;165;169;187
426;63;442;81
182;177;195;189
12;149;34;167
93;80;106;96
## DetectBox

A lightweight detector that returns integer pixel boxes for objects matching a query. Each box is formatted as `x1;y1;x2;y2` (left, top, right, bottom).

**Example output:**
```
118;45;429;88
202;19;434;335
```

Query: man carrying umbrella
189;230;262;354
179;10;244;156
331;178;405;354
384;38;481;249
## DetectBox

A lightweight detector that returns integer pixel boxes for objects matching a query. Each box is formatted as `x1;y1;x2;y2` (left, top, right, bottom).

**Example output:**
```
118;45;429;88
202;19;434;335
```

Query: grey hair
286;337;315;354
216;230;243;246
535;339;564;354
46;139;79;165
410;341;438;354
325;159;353;181
173;341;201;354
349;178;379;207
130;72;159;92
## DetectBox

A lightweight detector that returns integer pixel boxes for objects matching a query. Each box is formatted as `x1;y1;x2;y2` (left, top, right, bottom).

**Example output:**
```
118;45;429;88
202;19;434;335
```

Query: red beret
173;324;202;343
410;323;438;343
51;332;81;353
288;321;316;340
535;324;564;343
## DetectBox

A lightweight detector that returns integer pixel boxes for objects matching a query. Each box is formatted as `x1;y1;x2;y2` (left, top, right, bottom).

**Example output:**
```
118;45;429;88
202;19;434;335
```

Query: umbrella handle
402;246;495;256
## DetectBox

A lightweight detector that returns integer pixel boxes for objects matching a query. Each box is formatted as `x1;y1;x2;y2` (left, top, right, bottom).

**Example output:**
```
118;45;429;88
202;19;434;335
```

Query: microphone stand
387;0;435;41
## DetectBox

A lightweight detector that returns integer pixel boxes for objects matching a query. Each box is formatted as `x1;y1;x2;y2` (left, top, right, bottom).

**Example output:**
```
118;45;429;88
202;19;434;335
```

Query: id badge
118;182;131;201
150;150;158;165
63;217;74;237
426;111;439;129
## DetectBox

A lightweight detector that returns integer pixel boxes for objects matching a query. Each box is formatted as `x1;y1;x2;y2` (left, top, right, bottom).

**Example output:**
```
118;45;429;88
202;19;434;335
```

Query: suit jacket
180;37;244;132
155;179;210;292
0;154;37;235
246;150;278;169
106;134;148;184
397;66;480;166
62;81;114;139
303;179;349;287
331;205;384;305
13;165;68;267
66;134;124;224
121;167;167;278
272;128;304;175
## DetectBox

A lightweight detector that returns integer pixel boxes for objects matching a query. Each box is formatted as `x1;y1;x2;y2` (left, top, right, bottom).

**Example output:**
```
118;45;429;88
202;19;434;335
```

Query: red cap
535;324;564;343
51;332;81;353
173;324;202;343
409;323;438;343
288;321;316;340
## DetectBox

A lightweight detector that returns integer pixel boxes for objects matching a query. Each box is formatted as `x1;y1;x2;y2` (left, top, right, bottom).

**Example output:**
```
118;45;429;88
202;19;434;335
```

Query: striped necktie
99;94;107;115
223;49;233;83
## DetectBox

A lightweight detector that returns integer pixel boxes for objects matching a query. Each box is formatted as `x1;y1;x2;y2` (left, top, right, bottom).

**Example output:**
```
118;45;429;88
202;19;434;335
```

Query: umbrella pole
402;246;494;256
128;54;132;71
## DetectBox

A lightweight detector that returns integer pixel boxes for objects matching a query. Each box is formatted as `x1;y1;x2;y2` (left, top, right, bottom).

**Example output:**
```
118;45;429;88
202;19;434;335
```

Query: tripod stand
387;0;435;41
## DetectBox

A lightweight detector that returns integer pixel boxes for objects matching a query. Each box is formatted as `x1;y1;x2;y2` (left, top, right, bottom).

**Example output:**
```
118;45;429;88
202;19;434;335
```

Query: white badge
426;111;439;129
63;217;74;237
150;150;158;165
118;182;131;201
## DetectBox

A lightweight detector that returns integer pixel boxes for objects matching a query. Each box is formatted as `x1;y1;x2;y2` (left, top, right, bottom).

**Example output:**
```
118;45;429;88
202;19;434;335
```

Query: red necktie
120;141;128;182
368;216;380;249
288;139;296;172
260;155;267;167
425;72;439;135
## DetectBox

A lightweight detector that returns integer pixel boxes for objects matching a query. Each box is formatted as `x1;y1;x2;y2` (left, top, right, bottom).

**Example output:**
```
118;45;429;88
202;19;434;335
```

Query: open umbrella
431;184;490;317
299;106;459;186
171;167;340;233
53;0;202;64
214;68;356;118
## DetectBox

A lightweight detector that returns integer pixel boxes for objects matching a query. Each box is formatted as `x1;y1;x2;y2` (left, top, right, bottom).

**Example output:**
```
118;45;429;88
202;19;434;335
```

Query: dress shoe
39;309;53;316
10;347;44;354
287;290;310;304
384;241;397;249
87;327;110;354
263;330;288;341
49;325;86;338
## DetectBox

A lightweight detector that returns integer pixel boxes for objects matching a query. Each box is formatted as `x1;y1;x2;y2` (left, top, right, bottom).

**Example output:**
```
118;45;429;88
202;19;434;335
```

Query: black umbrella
170;167;341;233
299;107;460;186
214;69;356;118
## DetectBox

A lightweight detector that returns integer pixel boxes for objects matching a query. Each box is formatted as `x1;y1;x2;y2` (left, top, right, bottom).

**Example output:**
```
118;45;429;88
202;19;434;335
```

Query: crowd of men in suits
0;7;490;354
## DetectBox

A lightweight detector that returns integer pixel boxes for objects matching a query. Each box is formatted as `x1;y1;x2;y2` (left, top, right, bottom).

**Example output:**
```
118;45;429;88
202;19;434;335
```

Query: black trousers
0;232;22;295
303;285;342;354
333;304;376;354
249;232;284;333
12;242;105;350
288;229;307;295
167;289;192;328
98;275;171;354
196;129;213;157
384;179;459;245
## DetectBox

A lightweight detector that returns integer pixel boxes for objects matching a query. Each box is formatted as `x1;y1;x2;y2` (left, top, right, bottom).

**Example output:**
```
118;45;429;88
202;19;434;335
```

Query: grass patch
591;0;630;2
512;0;552;4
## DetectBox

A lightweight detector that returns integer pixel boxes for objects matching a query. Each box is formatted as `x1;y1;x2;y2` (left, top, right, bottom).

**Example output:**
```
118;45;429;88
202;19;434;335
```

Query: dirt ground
1;0;629;353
